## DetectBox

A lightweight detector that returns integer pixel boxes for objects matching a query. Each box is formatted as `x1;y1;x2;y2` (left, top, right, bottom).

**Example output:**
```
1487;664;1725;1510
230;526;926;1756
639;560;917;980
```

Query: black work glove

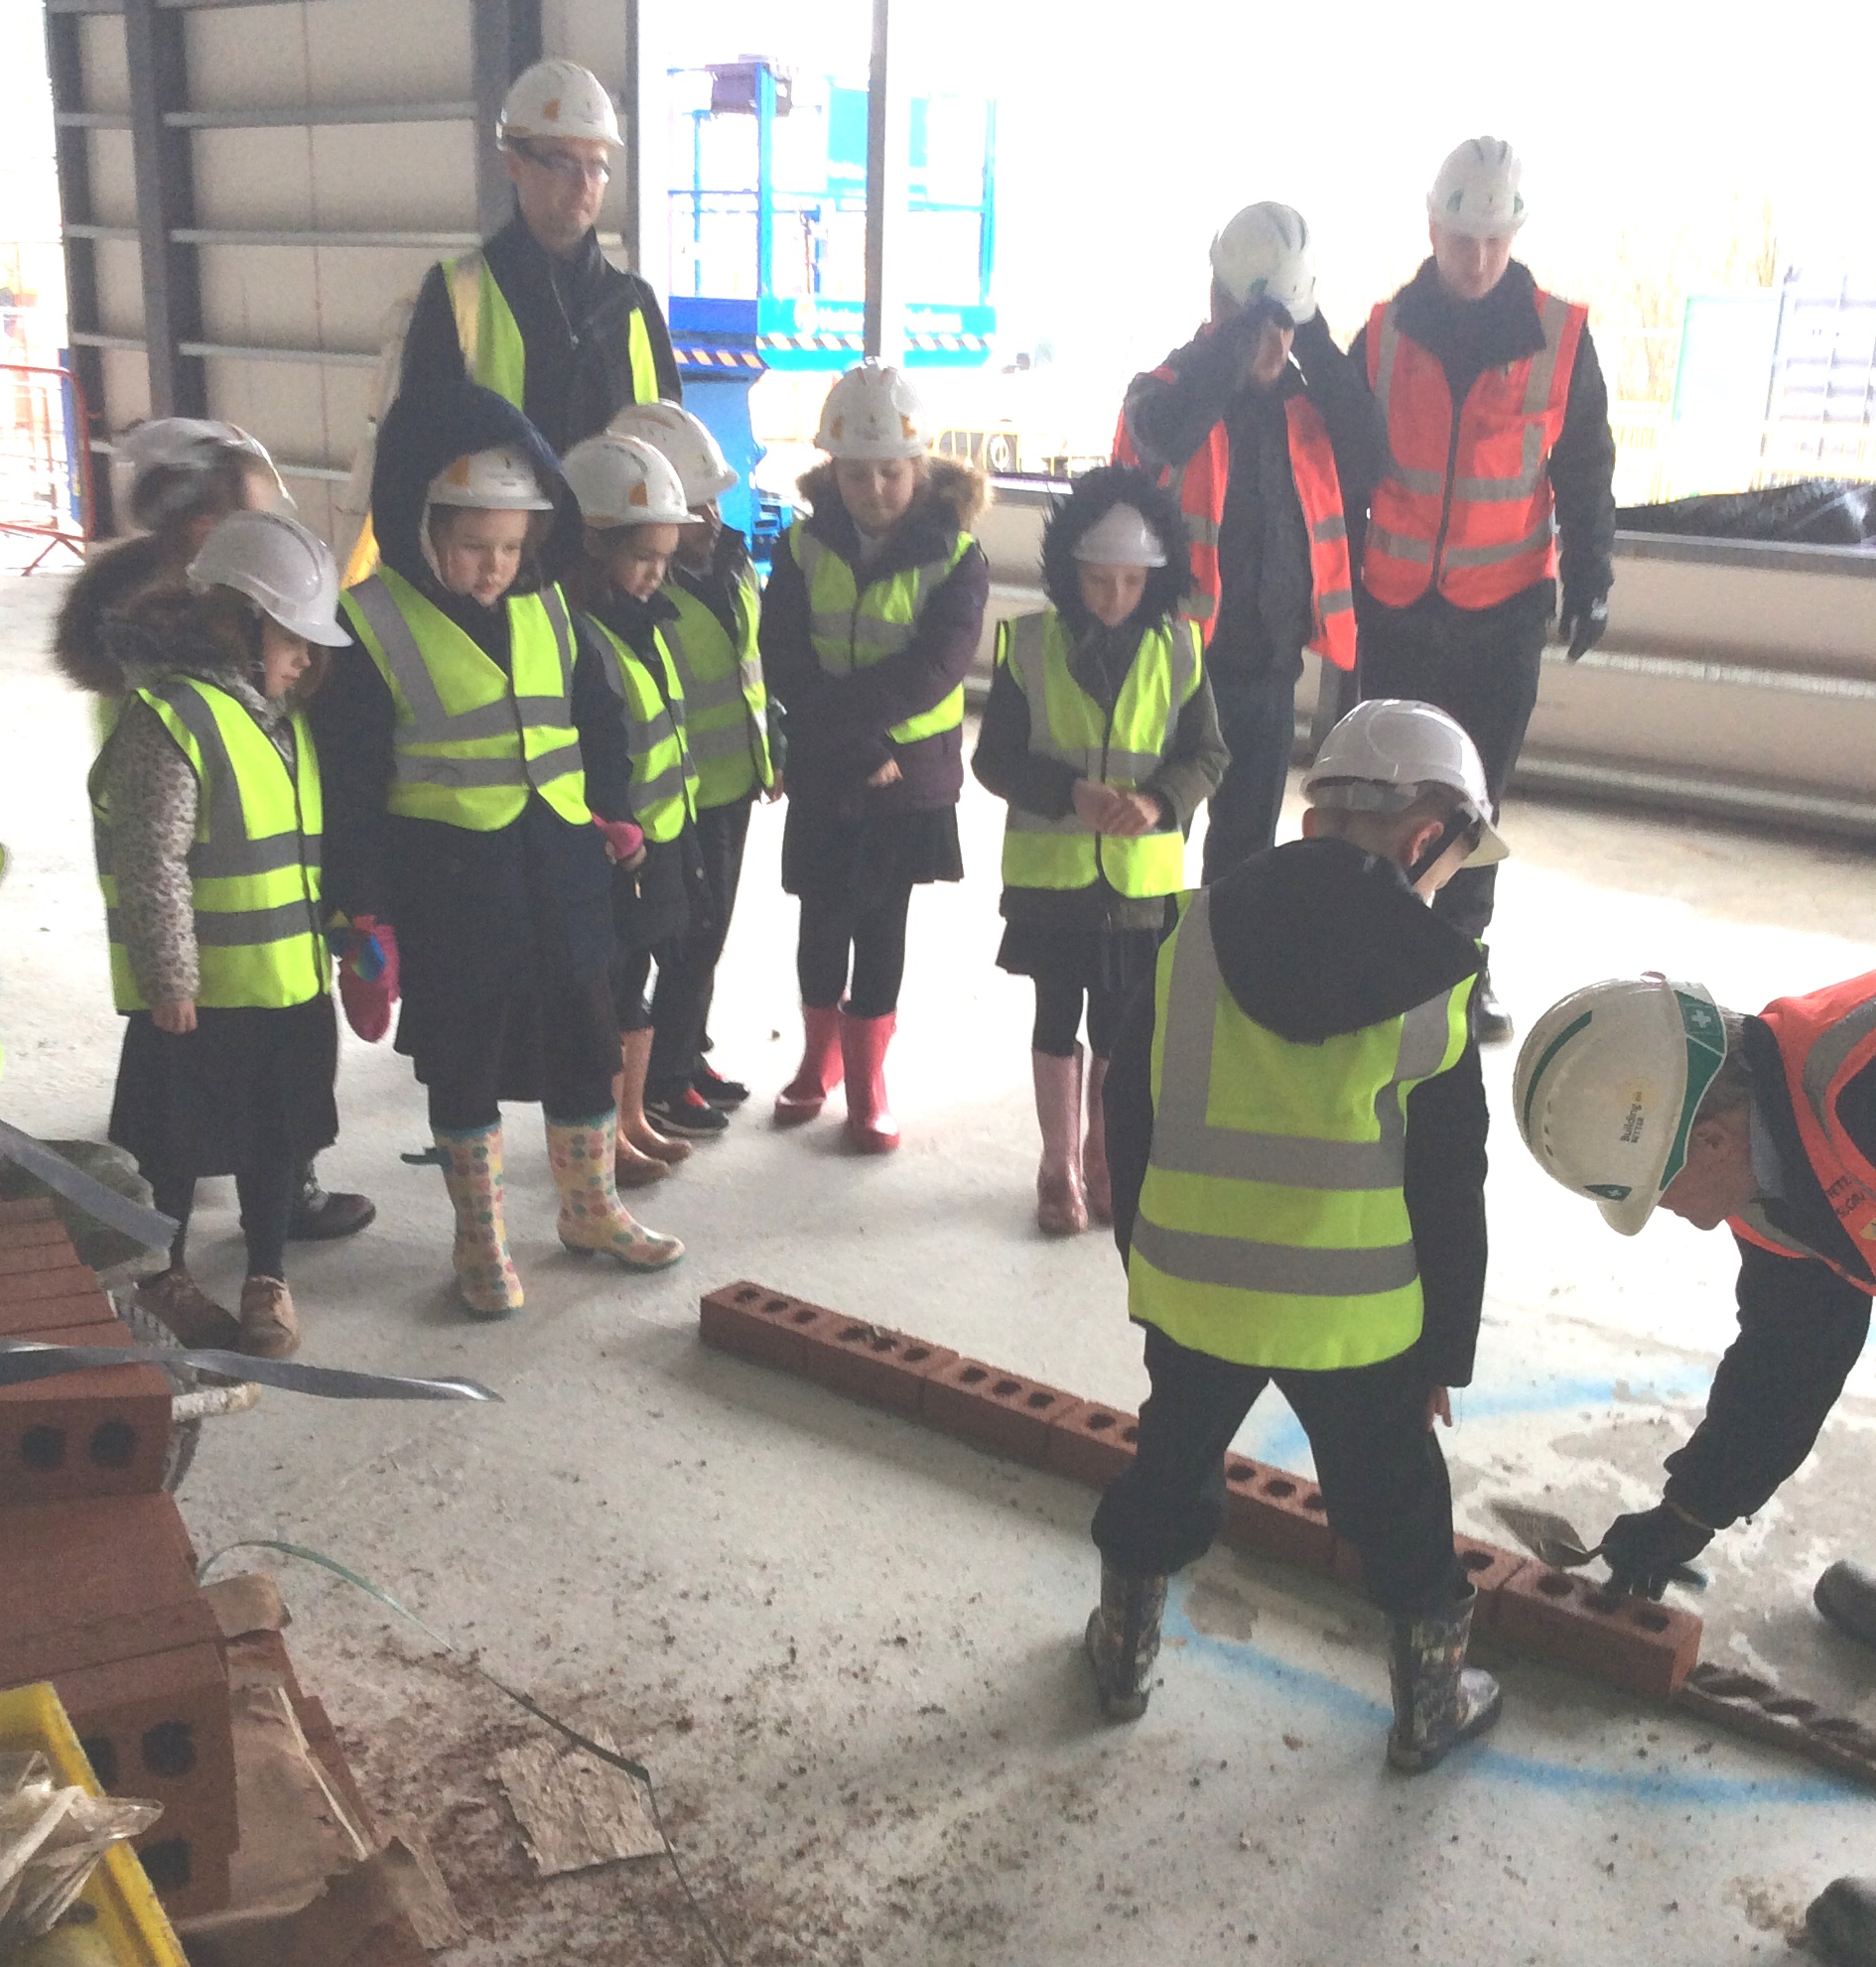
1558;594;1609;661
1601;1503;1714;1599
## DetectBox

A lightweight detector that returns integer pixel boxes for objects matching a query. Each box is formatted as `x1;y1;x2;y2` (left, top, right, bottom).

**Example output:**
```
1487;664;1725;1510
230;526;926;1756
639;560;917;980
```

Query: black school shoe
289;1164;377;1241
692;1061;750;1109
644;1084;731;1138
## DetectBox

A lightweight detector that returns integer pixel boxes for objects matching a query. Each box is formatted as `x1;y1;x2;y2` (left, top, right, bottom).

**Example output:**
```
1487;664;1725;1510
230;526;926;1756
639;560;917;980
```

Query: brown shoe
238;1276;300;1360
136;1267;240;1351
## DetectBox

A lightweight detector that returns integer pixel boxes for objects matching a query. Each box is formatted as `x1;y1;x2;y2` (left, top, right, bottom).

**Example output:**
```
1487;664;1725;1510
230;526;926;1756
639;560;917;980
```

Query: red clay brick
921;1358;1078;1466
0;1316;174;1506
0;1198;59;1228
1046;1400;1139;1487
0;1495;199;1640
1496;1564;1702;1697
0;1263;106;1311
1331;1532;1529;1625
1220;1459;1336;1571
0;1285;118;1337
699;1282;843;1374
0;1218;69;1253
812;1318;958;1416
0;1594;223;1688
0;1241;87;1279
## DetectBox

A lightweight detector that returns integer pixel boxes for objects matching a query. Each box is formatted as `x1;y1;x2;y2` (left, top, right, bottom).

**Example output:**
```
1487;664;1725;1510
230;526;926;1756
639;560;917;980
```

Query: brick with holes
1046;1400;1140;1487
1219;1458;1337;1571
1495;1563;1702;1697
810;1319;959;1416
1333;1531;1529;1623
921;1359;1080;1466
0;1314;173;1506
698;1282;844;1374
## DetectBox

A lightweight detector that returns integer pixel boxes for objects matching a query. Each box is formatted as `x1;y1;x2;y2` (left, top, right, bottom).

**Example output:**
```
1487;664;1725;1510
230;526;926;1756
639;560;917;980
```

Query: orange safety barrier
2;360;94;572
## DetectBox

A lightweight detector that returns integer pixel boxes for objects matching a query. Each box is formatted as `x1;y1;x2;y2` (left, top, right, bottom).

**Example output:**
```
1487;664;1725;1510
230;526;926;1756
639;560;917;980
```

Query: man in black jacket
396;59;681;454
1351;138;1616;1043
1118;203;1384;880
1088;700;1501;1775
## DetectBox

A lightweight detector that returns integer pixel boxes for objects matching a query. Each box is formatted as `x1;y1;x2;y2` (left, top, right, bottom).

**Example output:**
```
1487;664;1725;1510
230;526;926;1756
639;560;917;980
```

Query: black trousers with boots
1357;587;1549;944
649;797;752;1086
1092;1326;1466;1617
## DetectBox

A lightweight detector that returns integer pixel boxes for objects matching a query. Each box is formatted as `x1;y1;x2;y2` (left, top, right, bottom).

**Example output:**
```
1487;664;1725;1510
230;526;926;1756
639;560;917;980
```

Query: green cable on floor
200;1537;733;1967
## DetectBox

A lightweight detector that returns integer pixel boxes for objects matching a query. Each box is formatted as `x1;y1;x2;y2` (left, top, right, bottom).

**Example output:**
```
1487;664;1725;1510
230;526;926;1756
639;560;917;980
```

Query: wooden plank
495;1730;663;1877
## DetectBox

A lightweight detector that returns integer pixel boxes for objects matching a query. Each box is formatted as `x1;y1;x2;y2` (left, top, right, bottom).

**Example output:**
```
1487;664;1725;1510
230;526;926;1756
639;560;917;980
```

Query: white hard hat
497;59;621;150
425;447;555;512
1513;975;1729;1235
1071;502;1169;569
1301;699;1507;865
1209;201;1317;325
115;419;288;524
815;359;932;460
188;510;348;646
606;400;737;504
562;434;691;528
1428;136;1527;238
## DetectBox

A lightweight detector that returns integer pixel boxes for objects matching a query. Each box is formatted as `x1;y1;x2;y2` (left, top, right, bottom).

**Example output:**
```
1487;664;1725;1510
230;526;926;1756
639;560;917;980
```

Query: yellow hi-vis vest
589;618;701;846
790;519;971;744
1129;887;1474;1370
444;250;662;412
997;608;1200;900
90;678;328;1012
663;565;772;808
340;567;591;832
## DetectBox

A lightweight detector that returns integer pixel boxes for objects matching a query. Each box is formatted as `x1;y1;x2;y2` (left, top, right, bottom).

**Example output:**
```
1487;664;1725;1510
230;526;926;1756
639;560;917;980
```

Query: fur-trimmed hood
53;533;179;698
103;586;291;731
1040;463;1189;635
794;455;990;576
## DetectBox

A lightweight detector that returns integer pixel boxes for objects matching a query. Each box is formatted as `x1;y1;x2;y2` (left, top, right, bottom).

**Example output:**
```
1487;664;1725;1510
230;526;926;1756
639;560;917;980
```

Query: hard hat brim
1594;1188;1660;1237
1468;817;1510;867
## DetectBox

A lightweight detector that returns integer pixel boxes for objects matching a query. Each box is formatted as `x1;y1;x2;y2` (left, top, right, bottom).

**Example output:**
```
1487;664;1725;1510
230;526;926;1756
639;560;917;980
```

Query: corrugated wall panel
85;130;138;232
92;239;144;341
75;13;128;113
185;0;471;108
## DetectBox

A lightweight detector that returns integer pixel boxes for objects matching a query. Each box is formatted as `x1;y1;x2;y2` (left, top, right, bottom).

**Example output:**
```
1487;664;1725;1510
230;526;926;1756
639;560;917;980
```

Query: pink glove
594;815;645;864
337;915;399;1043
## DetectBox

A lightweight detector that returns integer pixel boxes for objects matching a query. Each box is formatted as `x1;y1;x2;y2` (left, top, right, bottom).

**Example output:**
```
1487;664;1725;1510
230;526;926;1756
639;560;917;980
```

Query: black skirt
781;801;963;906
108;995;339;1178
996;920;1163;994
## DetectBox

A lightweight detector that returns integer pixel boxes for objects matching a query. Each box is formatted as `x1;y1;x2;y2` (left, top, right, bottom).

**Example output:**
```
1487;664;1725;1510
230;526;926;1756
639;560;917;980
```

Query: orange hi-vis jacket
1114;349;1356;670
1362;287;1587;610
1729;973;1876;1295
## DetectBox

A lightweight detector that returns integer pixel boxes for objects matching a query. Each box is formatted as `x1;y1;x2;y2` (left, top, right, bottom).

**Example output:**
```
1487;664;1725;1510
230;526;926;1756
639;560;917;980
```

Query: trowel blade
1488;1500;1595;1566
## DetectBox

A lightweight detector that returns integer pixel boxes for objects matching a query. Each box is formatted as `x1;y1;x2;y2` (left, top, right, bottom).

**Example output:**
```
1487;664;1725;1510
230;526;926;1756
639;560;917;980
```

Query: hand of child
1425;1387;1453;1430
593;815;646;865
1102;791;1165;838
1072;779;1121;831
765;770;786;803
866;757;902;790
153;999;197;1036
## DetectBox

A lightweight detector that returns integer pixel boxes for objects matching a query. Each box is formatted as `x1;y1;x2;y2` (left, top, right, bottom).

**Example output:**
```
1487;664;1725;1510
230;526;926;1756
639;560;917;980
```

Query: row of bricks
700;1281;1702;1700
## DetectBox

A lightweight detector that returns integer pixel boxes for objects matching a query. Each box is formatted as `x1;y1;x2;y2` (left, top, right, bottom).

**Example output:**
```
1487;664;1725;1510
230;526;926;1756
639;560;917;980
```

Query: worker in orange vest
1116;203;1383;881
1351;138;1616;1044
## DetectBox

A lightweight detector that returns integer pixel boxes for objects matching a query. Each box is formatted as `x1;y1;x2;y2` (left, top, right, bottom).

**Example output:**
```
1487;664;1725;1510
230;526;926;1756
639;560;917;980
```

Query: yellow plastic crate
0;1681;186;1967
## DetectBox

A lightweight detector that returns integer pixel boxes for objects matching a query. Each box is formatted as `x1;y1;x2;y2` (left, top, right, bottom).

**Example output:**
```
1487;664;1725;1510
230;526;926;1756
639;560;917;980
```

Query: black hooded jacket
309;382;627;956
399;212;682;457
972;464;1228;935
1348;259;1617;616
1105;838;1490;1386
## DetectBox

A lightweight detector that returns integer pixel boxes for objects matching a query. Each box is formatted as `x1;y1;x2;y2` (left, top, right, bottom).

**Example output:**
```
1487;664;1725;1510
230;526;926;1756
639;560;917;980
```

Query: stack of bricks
699;1279;1703;1702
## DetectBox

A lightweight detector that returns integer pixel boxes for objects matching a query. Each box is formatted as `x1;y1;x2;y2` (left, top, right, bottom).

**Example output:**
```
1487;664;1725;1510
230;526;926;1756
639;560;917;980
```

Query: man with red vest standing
1117;203;1383;882
1352;139;1616;1043
1514;969;1876;1959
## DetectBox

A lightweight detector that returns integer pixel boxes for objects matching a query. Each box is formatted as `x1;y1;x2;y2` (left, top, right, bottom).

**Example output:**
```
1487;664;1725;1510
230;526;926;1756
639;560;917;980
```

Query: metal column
619;0;641;273
122;0;205;420
862;0;905;362
470;0;543;240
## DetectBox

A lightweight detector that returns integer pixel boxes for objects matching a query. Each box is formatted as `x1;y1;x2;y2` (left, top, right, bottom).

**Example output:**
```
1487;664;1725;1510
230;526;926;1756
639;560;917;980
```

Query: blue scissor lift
665;58;998;553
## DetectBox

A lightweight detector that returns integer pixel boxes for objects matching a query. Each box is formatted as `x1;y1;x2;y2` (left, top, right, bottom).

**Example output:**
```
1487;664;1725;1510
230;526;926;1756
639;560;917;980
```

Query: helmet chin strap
1405;807;1483;888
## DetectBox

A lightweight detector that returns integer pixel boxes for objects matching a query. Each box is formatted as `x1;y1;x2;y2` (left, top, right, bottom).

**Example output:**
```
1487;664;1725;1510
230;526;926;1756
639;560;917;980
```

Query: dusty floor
5;567;1876;1964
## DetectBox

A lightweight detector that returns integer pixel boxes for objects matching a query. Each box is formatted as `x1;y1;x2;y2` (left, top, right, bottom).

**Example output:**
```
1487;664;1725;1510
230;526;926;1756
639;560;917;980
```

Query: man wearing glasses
398;59;682;452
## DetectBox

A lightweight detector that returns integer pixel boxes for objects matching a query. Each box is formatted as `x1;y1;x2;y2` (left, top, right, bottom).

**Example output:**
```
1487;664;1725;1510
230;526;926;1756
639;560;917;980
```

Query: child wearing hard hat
312;380;680;1320
53;418;378;1248
1085;698;1501;1775
607;402;784;1134
559;431;711;1186
972;464;1226;1235
88;510;350;1359
760;359;990;1151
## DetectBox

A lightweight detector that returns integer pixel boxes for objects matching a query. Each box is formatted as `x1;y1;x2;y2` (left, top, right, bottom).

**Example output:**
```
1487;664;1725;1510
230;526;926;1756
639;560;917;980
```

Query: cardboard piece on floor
495;1730;664;1877
180;1838;456;1967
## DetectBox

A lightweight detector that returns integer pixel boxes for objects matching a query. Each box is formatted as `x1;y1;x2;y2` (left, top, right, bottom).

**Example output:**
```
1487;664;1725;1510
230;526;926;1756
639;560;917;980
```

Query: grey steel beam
67;330;149;352
170;228;481;250
53;110;128;128
123;0;205;417
470;0;542;240
863;0;904;360
620;0;640;272
164;100;475;128
177;340;379;367
62;224;139;240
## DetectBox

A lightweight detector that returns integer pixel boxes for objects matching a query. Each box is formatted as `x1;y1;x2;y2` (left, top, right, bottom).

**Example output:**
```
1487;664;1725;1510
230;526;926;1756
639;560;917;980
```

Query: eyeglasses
512;141;610;188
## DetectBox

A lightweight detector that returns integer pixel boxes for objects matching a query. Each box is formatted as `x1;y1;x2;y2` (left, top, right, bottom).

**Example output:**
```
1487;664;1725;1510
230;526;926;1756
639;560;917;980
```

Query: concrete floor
5;567;1876;1964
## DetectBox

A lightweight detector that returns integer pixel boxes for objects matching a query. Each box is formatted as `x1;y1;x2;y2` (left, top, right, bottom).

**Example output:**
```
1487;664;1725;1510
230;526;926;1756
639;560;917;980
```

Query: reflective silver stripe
1800;994;1876;1123
1454;421;1548;501
1184;512;1221;549
153;683;306;879
629;762;686;811
1130;1215;1420;1297
188;834;309;877
191;899;322;947
1376;302;1453;497
1367;523;1434;565
347;577;524;741
686;721;755;765
679;669;746;714
1316;586;1354;616
1439;516;1555;571
539;583;575;678
1311;514;1349;544
1522;292;1575;414
1007;610;1186;794
1372;306;1400;418
633;707;676;747
1148;891;1457;1193
1007;809;1099;837
396;746;579;790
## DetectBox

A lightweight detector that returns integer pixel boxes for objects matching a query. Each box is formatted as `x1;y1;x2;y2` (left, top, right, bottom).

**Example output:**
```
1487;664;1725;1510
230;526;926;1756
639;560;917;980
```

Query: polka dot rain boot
435;1122;524;1319
546;1114;684;1272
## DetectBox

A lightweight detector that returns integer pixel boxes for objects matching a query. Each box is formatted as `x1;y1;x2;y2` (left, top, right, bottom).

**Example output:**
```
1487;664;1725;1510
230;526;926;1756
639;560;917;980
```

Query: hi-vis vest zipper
996;608;1200;899
662;565;772;808
91;678;328;1012
791;520;971;744
589;618;701;845
1129;887;1473;1370
341;567;591;832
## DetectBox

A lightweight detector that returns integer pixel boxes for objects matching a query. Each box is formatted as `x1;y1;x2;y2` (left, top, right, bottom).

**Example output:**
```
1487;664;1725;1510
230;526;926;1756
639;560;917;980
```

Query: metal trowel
1488;1500;1708;1591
